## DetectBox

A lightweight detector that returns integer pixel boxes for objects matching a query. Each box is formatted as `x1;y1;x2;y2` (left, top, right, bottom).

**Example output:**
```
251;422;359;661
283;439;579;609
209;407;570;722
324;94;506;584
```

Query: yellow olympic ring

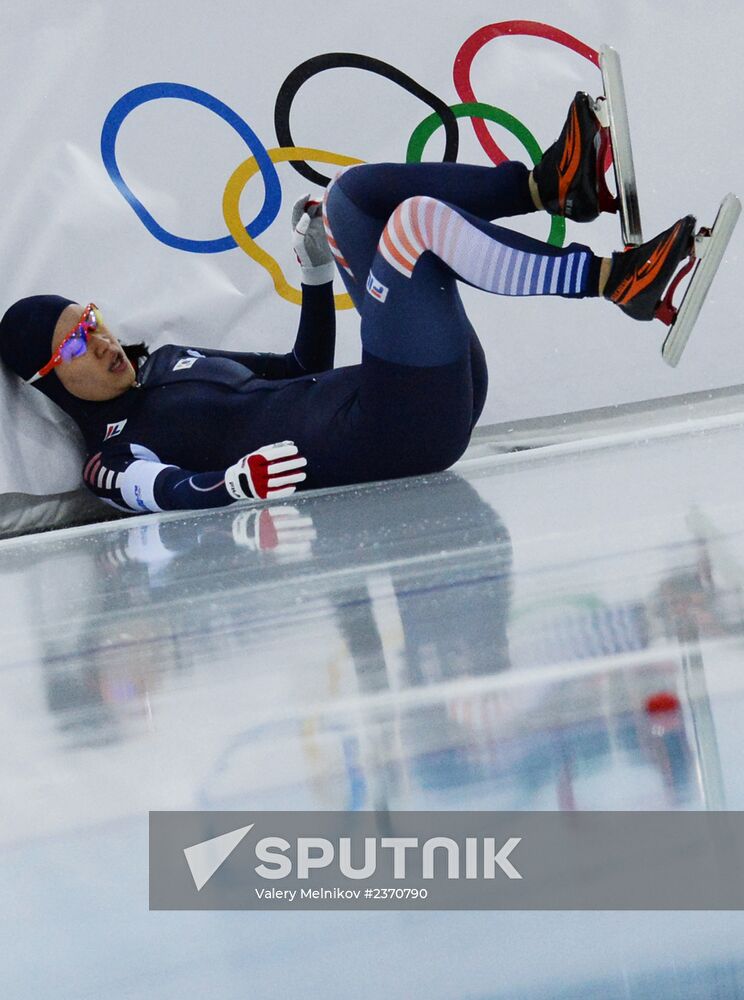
222;147;364;310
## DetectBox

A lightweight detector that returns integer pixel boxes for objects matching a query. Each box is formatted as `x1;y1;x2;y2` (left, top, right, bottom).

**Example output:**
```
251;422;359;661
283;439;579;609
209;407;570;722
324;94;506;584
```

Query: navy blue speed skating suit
76;160;602;513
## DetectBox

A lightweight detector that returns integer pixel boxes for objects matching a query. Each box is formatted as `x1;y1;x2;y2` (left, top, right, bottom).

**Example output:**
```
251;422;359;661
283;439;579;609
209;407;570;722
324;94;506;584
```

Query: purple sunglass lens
58;331;89;362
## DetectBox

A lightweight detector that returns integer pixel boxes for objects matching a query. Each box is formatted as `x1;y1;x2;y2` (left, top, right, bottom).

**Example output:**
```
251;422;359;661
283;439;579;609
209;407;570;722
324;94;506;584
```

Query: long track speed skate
597;46;643;248
597;47;740;365
533;46;642;240
604;197;741;363
659;194;742;366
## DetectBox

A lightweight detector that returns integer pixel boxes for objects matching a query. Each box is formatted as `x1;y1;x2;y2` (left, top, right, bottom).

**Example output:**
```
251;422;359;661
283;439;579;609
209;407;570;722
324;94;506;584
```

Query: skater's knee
322;164;370;240
327;163;372;208
379;196;444;276
327;164;359;195
322;174;344;229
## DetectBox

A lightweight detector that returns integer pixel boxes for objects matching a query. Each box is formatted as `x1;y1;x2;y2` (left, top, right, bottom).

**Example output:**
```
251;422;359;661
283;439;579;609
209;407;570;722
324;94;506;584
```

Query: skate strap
655;256;697;326
597;130;619;214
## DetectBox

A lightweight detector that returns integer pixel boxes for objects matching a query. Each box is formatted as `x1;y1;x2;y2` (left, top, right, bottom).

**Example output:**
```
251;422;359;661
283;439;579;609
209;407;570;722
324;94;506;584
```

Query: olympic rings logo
100;20;602;312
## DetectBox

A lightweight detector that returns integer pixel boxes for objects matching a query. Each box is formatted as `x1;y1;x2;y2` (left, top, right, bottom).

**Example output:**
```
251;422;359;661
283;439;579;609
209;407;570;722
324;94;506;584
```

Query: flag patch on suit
104;419;127;441
366;272;389;303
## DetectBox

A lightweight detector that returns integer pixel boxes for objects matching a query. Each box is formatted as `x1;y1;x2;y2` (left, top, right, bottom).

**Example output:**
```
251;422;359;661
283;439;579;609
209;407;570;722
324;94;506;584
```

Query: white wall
1;0;742;495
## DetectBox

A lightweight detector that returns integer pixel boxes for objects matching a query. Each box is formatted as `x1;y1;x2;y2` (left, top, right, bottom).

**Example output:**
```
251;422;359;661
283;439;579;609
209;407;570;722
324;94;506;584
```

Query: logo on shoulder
186;350;205;358
173;357;198;371
366;272;389;303
104;419;127;441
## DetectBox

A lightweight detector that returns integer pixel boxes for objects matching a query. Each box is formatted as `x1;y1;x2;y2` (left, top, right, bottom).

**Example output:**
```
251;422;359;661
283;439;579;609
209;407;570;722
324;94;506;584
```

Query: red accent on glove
246;452;271;499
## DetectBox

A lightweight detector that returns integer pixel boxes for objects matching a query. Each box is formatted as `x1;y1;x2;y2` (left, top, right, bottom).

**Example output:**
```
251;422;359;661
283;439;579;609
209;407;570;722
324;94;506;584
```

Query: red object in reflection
645;691;681;715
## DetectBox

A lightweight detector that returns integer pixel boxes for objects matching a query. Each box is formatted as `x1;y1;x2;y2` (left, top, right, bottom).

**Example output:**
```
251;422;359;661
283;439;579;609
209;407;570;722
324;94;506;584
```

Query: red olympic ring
453;20;601;166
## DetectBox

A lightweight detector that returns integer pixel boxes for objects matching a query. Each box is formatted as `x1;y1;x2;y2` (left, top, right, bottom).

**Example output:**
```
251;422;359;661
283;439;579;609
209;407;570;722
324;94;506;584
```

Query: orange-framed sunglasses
26;303;103;384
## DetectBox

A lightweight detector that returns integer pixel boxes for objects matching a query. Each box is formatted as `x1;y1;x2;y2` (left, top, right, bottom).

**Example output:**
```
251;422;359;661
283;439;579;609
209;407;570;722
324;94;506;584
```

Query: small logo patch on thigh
366;271;389;303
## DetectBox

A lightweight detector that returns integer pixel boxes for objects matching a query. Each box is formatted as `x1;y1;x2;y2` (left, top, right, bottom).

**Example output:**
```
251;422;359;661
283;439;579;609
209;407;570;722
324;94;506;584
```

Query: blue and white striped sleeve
82;443;234;513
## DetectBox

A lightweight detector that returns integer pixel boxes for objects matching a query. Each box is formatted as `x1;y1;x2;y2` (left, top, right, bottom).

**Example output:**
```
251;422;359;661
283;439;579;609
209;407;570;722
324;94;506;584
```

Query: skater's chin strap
655;256;697;326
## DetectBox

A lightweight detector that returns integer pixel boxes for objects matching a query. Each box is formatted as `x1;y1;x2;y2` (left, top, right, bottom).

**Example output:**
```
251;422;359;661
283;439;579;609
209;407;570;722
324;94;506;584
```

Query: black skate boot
603;215;697;321
533;92;616;222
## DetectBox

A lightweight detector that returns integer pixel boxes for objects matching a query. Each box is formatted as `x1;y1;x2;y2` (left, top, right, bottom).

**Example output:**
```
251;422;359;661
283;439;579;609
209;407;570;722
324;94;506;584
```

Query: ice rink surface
2;408;744;999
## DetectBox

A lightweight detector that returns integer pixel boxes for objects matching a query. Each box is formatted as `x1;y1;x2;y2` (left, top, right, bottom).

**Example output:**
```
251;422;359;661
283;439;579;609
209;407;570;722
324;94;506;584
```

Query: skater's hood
0;294;122;433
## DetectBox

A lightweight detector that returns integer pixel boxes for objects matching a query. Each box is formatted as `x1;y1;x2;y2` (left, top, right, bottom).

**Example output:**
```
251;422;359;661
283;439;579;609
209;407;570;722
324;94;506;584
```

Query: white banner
1;0;742;495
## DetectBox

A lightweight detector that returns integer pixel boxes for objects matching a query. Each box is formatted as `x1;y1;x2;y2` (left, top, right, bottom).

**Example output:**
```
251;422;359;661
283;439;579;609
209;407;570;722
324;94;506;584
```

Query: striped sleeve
82;443;234;513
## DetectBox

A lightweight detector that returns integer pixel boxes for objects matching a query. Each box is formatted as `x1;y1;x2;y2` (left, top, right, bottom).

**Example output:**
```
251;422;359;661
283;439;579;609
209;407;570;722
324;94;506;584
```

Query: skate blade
599;45;643;247
661;193;742;367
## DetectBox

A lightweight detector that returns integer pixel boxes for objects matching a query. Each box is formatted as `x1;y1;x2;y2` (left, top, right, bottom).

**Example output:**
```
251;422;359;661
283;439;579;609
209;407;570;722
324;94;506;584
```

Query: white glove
291;194;335;286
224;441;307;501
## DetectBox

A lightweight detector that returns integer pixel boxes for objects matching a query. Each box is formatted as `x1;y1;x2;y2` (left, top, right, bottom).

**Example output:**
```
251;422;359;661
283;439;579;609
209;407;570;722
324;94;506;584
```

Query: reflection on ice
2;419;744;998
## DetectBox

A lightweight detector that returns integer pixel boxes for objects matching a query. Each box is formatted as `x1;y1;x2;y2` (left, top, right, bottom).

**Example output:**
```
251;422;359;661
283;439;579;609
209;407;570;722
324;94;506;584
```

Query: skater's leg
372;193;707;331
335;160;535;223
362;196;602;368
340;244;482;479
332;88;614;230
344;204;601;478
321;175;385;313
325;191;603;483
322;160;536;313
352;347;476;480
324;82;614;301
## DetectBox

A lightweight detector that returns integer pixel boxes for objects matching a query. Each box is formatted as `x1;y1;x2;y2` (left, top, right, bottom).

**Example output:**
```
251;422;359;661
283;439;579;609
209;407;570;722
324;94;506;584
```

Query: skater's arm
290;280;336;373
183;193;337;381
192;281;336;380
83;442;307;513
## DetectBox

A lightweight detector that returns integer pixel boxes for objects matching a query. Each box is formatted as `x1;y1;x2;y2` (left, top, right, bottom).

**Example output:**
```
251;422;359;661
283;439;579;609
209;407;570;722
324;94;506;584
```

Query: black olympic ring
274;52;460;186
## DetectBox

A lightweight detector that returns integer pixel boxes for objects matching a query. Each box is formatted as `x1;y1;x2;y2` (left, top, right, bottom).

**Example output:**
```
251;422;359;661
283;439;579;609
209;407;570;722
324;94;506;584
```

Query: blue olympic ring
100;83;282;254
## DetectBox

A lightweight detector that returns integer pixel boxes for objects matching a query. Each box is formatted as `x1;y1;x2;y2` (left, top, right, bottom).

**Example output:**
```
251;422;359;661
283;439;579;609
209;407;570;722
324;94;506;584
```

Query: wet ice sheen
2;416;744;999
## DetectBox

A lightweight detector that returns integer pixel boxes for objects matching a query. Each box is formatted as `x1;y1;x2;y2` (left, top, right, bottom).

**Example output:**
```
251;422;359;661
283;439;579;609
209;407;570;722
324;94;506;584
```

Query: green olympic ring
406;101;566;247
